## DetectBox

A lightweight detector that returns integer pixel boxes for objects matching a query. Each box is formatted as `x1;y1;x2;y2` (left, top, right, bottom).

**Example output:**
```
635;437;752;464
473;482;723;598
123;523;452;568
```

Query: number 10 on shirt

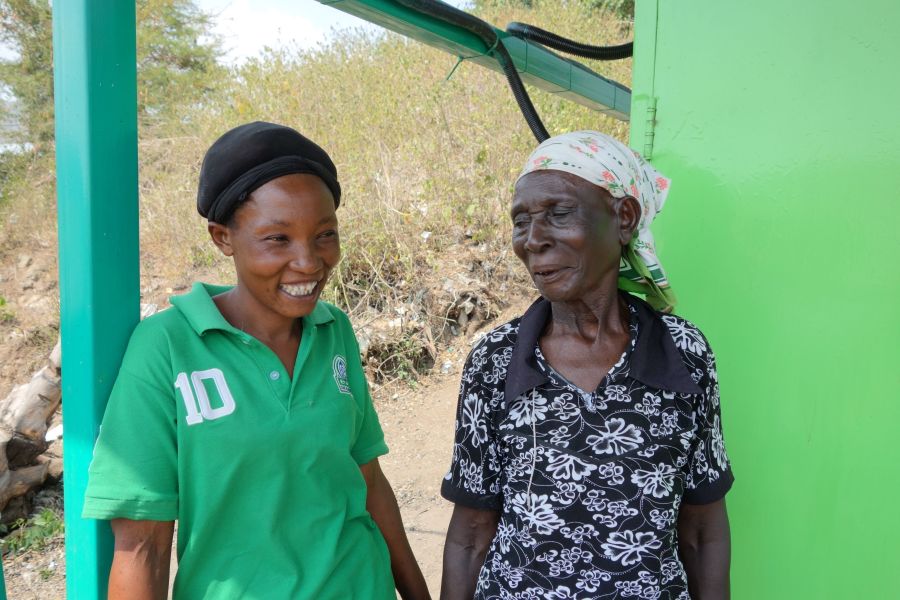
174;368;236;425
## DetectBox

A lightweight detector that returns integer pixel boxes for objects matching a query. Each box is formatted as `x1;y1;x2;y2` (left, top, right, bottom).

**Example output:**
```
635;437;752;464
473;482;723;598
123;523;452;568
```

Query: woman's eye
265;235;288;243
512;215;530;228
318;230;338;240
547;210;574;224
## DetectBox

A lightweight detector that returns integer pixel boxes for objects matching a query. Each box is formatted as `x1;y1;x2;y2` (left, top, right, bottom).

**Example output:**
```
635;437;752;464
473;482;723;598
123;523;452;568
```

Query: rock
17;255;32;270
1;365;62;442
45;424;63;442
356;329;372;359
46;457;63;481
46;438;62;458
0;339;64;514
23;295;52;312
49;338;61;371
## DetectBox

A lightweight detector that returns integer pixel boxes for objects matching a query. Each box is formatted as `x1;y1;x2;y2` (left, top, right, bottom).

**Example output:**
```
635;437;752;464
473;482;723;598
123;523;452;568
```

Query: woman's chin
534;283;572;303
276;288;320;317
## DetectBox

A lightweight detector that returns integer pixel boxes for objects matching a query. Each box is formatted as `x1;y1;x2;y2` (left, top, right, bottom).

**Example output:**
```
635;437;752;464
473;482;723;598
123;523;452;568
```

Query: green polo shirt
83;283;394;600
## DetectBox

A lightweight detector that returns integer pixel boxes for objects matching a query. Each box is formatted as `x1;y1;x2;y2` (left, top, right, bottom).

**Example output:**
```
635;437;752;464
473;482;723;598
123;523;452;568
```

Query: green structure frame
317;0;631;119
52;0;140;597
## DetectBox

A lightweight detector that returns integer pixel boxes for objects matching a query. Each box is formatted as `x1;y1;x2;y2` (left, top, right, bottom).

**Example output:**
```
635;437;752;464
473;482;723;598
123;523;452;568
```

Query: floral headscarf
516;131;676;312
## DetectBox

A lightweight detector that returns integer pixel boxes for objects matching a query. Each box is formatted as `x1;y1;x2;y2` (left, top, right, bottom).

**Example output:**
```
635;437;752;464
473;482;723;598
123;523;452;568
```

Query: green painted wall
631;1;900;597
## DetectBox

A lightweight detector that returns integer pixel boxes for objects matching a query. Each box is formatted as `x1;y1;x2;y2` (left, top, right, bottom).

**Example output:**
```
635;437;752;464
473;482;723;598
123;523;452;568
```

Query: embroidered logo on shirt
332;355;351;394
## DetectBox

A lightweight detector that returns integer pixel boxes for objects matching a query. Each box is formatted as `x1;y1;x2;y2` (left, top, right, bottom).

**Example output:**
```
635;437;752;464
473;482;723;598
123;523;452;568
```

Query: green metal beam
53;0;140;597
319;0;631;120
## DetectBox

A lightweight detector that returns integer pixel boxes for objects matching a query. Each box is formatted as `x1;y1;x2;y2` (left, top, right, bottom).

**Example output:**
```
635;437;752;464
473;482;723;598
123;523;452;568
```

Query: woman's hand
678;499;731;600
109;519;175;600
361;458;431;600
440;504;500;600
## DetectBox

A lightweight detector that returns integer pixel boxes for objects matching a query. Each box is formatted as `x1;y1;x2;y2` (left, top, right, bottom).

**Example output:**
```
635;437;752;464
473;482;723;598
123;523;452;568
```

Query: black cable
394;0;549;142
506;21;633;61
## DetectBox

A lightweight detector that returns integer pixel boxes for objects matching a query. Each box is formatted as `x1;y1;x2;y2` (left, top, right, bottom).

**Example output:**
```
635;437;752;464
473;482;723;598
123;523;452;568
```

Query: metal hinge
643;96;658;159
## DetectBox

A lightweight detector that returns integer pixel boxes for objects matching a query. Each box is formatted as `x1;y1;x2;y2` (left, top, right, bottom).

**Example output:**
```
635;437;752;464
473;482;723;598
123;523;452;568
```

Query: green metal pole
318;0;631;119
52;1;140;598
0;554;6;599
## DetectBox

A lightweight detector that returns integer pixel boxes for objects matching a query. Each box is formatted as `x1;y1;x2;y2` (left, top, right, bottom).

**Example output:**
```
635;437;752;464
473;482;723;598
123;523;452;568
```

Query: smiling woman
208;174;341;371
81;122;431;600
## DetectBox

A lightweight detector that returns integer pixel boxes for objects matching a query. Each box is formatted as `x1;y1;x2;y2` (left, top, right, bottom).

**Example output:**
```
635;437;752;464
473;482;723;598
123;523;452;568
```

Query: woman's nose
288;243;321;273
523;218;552;253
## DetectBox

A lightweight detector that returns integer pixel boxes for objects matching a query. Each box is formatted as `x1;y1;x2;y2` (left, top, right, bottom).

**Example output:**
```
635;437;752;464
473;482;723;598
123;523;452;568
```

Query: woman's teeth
280;282;317;297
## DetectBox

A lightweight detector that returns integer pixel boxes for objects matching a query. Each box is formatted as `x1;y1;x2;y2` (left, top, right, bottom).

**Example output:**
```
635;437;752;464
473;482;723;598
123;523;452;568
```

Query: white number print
174;368;236;426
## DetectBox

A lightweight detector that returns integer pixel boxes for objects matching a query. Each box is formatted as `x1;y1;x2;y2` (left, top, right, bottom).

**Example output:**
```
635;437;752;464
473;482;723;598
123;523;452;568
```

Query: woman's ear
616;196;641;246
207;221;234;257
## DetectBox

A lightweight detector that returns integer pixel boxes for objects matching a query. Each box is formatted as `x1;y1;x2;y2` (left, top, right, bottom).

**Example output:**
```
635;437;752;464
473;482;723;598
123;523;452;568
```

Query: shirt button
269;371;280;381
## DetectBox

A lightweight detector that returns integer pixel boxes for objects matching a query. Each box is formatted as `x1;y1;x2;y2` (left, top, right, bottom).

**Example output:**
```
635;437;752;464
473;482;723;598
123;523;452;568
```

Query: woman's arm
677;498;731;600
108;519;175;600
360;458;431;600
440;504;500;600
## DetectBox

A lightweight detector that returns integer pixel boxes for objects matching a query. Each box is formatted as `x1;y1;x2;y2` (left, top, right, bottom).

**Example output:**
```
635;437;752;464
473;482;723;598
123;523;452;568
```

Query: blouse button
269;370;280;381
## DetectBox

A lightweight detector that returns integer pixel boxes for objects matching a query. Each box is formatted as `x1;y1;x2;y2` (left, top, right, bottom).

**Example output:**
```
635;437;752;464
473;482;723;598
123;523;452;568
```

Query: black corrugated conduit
394;0;550;142
505;22;633;61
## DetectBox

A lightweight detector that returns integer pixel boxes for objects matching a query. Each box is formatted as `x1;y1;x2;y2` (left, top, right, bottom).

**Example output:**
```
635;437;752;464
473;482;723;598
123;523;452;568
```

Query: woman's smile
208;173;341;329
279;281;320;298
531;265;571;285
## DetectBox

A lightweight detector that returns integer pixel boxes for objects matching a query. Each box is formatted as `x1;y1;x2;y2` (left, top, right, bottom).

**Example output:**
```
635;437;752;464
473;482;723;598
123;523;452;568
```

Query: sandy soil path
377;375;460;597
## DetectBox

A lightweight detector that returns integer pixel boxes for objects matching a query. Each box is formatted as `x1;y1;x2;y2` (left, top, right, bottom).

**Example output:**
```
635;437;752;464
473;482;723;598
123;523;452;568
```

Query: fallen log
0;338;61;522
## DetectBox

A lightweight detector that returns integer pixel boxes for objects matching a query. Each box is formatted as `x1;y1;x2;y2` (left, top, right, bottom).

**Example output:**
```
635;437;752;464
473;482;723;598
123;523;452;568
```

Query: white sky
197;0;471;64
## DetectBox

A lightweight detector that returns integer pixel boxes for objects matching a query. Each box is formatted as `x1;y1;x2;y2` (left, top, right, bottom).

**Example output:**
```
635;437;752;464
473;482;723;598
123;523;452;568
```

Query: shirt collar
170;282;335;338
504;293;702;401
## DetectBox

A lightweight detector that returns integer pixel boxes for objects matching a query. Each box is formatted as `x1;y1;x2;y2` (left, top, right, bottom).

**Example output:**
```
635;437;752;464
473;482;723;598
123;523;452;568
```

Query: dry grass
0;0;632;380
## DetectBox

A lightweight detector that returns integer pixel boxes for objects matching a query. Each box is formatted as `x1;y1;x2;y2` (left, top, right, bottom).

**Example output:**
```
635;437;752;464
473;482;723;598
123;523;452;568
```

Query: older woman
441;132;733;600
83;122;430;599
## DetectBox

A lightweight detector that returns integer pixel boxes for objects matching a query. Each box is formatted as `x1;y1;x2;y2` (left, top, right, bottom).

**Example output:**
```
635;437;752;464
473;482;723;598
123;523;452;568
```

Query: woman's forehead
513;170;609;207
233;174;337;227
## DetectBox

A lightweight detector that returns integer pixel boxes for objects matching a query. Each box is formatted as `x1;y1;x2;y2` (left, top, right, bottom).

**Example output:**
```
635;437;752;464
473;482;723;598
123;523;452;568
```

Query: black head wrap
197;121;341;223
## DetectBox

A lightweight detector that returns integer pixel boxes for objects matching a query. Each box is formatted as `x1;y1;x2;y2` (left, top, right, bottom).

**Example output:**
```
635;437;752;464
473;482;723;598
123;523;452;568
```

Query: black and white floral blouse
442;293;733;600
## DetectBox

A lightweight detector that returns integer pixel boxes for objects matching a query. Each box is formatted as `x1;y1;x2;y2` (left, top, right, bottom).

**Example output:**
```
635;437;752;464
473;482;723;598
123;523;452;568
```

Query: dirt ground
378;296;529;596
380;375;460;595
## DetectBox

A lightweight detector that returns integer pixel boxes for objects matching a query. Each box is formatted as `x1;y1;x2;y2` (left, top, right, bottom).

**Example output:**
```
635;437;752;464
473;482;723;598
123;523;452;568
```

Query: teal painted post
52;0;139;598
0;554;6;599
